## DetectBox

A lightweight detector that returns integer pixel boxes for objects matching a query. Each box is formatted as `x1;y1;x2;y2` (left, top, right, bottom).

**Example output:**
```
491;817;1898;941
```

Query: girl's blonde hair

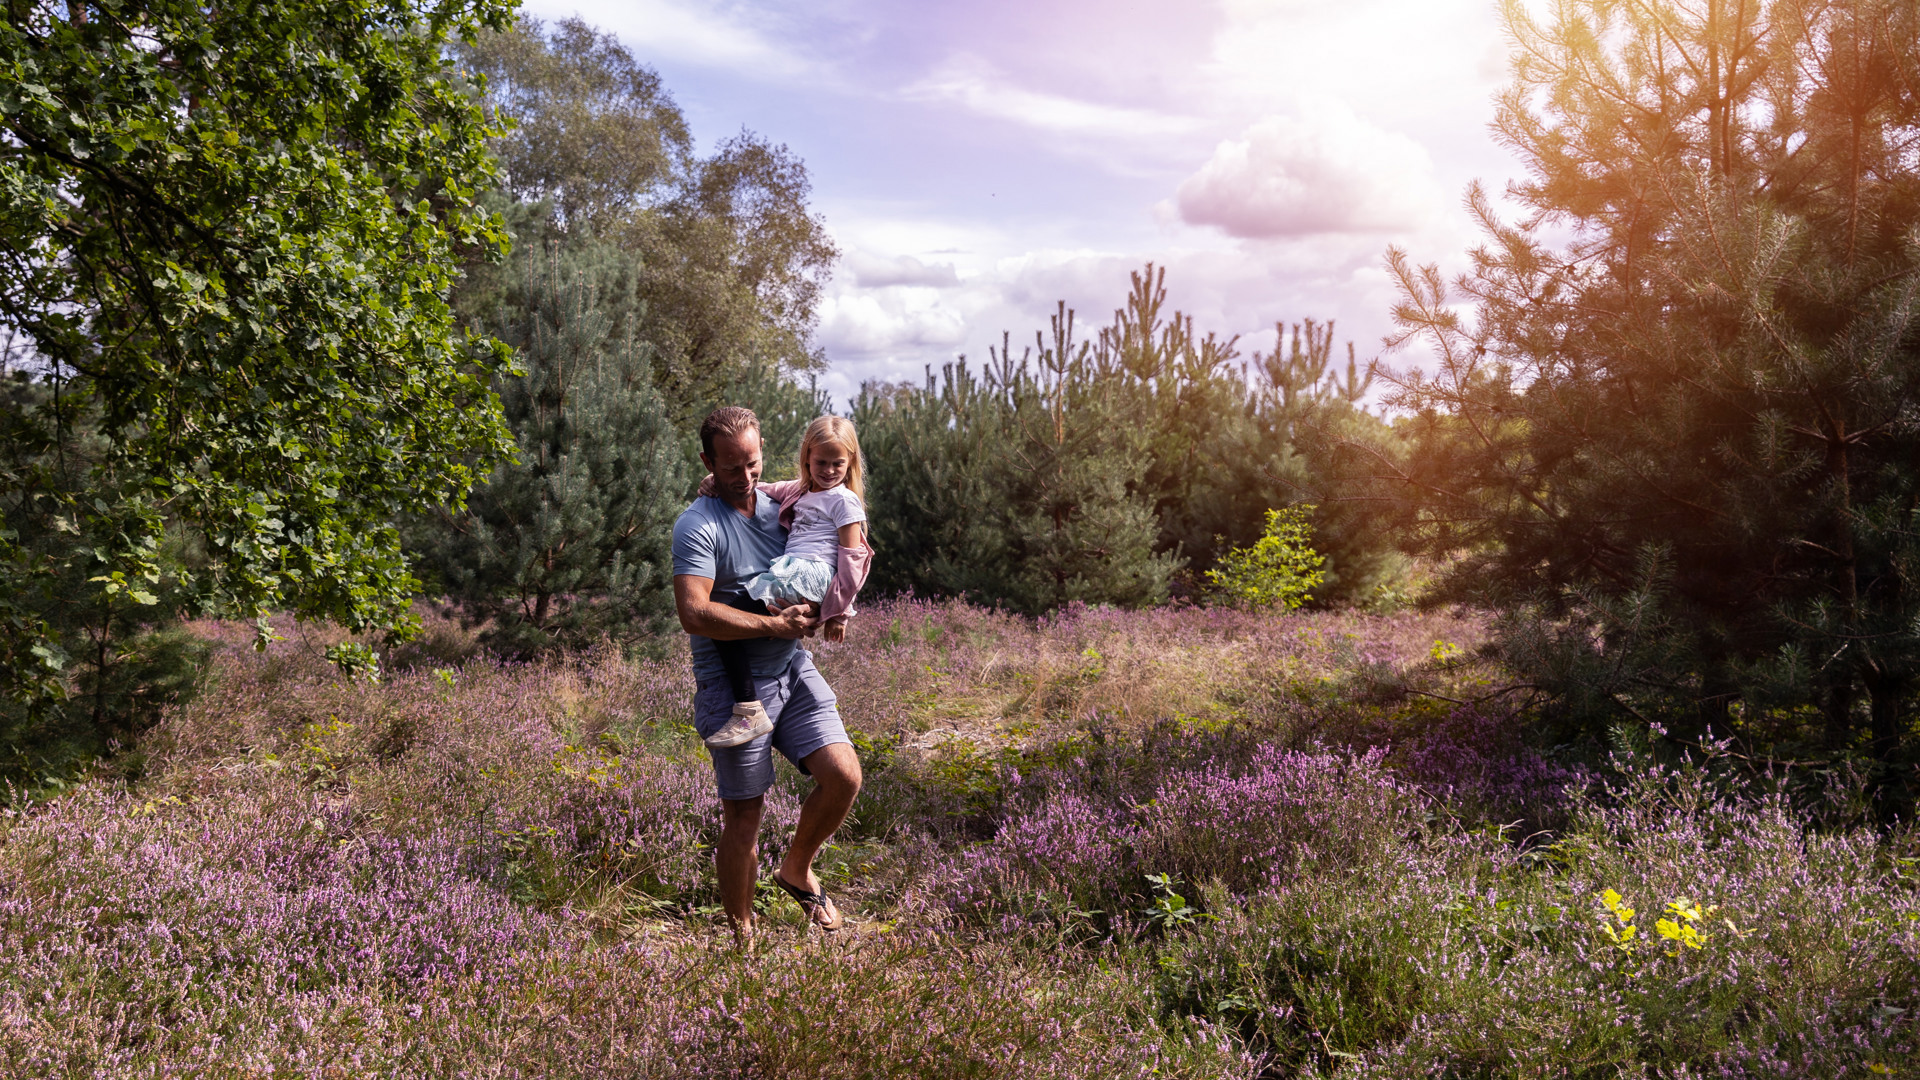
797;415;865;503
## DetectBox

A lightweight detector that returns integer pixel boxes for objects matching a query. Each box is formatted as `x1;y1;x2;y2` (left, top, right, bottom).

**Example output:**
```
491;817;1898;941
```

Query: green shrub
1204;506;1327;610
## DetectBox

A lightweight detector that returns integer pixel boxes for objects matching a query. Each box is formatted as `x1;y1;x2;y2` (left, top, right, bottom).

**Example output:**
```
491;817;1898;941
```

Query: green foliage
858;266;1403;612
1204;506;1326;611
456;17;837;417
723;362;831;480
0;376;211;783
455;19;691;236
323;642;382;684
420;242;691;656
857;303;1180;614
0;0;518;718
1376;0;1920;760
406;16;840;654
1138;873;1204;935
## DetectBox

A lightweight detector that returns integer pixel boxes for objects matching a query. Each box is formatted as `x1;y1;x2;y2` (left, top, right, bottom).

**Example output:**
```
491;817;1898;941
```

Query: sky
520;0;1527;407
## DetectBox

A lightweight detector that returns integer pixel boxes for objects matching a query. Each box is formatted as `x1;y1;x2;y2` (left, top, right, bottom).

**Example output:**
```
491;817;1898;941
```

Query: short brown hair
699;406;761;457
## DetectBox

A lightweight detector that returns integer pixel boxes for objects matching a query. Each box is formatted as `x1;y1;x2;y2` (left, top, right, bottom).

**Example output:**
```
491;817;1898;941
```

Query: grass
1;597;1914;1077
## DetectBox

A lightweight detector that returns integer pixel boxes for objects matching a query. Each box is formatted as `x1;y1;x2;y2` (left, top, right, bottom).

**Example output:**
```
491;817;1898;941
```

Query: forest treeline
3;0;1919;791
855;282;1394;614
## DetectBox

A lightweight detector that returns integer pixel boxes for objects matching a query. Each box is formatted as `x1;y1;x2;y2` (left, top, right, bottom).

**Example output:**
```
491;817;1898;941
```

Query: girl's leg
715;638;757;704
704;604;773;749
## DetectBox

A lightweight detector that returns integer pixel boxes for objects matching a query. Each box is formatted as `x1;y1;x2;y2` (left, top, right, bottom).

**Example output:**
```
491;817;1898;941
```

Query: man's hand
676;576;818;641
764;600;820;640
822;616;848;643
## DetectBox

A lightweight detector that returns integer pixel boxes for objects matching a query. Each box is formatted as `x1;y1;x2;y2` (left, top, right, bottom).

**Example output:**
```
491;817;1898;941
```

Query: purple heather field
2;598;1916;1077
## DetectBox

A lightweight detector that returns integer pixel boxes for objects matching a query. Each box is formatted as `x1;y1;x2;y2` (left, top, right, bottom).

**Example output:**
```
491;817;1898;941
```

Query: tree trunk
1824;672;1859;751
93;620;110;731
1825;422;1861;749
1867;672;1907;761
1695;676;1736;739
1706;0;1723;178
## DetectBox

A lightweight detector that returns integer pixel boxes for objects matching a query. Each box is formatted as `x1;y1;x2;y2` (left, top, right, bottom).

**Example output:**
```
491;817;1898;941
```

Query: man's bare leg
775;743;863;922
718;794;764;941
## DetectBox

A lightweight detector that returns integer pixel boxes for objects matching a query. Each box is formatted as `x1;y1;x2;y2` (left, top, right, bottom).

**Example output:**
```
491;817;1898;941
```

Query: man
671;406;862;945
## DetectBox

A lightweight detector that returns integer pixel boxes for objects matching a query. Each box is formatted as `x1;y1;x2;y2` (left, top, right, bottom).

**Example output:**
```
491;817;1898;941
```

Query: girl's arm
820;522;871;641
695;475;799;499
760;478;809;502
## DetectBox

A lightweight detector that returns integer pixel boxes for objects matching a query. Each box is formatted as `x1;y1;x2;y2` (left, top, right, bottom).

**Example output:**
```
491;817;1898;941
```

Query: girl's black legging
714;636;757;704
713;596;770;704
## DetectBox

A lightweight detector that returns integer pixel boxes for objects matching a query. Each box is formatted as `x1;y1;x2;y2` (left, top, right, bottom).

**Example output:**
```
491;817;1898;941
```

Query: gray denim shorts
694;649;848;801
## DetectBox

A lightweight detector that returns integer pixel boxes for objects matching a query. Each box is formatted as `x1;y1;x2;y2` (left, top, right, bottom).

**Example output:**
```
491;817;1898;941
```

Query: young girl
704;415;872;748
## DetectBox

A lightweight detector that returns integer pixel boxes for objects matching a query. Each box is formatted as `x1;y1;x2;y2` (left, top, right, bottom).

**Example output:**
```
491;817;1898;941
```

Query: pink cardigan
757;479;872;623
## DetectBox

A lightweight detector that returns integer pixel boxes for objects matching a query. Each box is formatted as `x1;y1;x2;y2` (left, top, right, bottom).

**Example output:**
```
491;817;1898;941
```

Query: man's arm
675;575;818;640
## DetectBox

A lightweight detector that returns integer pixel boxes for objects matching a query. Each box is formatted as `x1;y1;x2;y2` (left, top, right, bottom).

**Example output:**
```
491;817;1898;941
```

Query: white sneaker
705;701;773;748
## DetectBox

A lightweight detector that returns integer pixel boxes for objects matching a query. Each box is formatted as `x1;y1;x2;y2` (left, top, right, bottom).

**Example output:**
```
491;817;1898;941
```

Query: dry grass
809;598;1489;754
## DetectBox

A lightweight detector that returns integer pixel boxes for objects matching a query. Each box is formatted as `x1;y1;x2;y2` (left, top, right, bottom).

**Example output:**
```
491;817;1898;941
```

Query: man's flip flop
772;870;844;931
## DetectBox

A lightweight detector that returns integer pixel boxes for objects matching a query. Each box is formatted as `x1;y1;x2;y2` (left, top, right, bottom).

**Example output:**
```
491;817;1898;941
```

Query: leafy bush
1203;506;1327;611
0;379;219;789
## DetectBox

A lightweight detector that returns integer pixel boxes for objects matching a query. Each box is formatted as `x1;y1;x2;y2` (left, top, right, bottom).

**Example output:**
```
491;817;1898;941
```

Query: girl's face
807;441;851;489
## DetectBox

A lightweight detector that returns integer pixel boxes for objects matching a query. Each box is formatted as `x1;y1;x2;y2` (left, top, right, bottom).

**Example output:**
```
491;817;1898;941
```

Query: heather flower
1;601;1908;1076
1138;744;1414;894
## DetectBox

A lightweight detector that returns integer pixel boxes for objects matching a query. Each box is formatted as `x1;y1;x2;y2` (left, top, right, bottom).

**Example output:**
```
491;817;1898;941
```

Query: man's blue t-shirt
671;493;797;682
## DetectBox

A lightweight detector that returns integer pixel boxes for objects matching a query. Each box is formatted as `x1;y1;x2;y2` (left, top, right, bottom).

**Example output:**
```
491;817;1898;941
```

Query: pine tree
423;243;690;655
996;306;1179;611
1098;266;1297;576
1379;0;1920;758
0;373;209;781
855;265;1405;612
855;307;1179;614
855;361;1024;603
1097;266;1397;602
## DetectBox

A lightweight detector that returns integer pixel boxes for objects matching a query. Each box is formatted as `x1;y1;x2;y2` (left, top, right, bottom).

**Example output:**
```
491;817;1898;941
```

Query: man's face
702;429;763;503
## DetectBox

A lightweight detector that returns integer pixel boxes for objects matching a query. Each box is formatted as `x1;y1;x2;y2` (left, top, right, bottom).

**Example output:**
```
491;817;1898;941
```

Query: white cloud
539;0;1516;392
816;237;1408;398
903;54;1196;139
817;287;969;360
520;0;813;81
1201;1;1507;129
844;252;960;289
1174;107;1442;239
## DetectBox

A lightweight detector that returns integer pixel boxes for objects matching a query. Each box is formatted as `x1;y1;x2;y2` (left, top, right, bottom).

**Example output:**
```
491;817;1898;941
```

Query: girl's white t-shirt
783;485;866;564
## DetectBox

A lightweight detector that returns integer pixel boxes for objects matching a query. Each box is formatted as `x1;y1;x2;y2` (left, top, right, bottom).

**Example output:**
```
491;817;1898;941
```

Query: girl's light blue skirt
744;554;836;606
